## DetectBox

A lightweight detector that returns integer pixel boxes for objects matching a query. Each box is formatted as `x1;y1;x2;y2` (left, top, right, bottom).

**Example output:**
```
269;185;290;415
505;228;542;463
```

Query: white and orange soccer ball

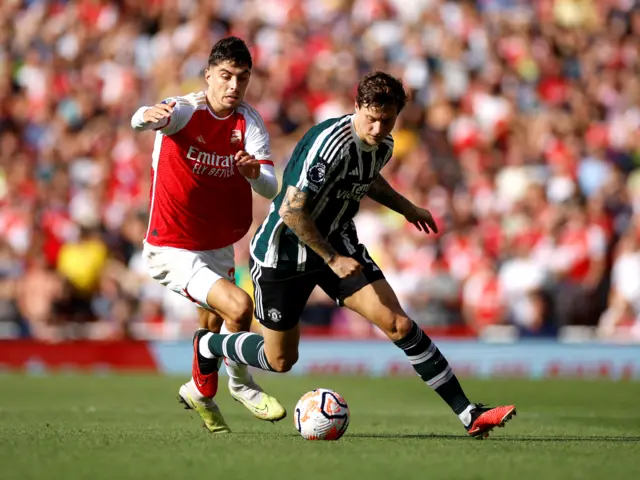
294;388;350;440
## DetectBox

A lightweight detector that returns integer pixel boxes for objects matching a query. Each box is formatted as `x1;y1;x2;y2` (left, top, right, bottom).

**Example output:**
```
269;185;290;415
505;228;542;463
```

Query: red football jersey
143;92;272;251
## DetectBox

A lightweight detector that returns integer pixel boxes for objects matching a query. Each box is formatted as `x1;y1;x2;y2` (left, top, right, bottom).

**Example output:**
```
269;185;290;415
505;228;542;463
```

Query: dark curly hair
355;71;407;113
208;36;252;69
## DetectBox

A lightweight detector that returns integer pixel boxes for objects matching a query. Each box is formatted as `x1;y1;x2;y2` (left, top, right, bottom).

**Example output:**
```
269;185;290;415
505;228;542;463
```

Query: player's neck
352;118;366;144
206;94;234;118
350;116;376;151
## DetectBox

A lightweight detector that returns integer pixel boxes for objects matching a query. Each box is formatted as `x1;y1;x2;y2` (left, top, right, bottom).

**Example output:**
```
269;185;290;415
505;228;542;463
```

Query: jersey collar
203;91;235;120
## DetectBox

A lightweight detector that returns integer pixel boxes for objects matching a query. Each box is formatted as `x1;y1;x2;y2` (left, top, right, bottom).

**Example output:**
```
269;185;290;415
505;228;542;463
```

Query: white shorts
142;242;235;308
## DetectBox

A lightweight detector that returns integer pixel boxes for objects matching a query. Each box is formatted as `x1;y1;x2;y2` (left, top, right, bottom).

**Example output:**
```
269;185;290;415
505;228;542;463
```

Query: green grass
0;374;639;480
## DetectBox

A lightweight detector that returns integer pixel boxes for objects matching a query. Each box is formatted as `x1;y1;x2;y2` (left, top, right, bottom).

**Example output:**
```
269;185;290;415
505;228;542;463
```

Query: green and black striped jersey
250;114;394;272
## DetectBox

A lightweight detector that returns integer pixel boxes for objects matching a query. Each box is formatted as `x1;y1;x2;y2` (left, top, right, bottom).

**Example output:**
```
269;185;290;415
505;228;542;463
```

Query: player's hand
328;255;362;279
236;150;260;179
404;206;438;234
143;101;175;123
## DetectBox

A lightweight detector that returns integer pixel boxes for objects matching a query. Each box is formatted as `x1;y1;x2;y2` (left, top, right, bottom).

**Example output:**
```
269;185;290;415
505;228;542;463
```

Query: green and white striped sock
200;332;275;372
394;321;471;416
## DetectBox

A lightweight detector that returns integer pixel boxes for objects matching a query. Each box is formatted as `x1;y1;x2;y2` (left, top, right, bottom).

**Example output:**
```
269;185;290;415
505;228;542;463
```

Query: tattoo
279;186;338;263
366;175;411;215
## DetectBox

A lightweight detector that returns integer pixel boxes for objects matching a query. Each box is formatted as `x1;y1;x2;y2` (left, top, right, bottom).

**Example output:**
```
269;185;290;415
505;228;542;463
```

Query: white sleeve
242;106;272;161
131;106;158;131
247;163;278;199
240;105;277;198
130;98;192;135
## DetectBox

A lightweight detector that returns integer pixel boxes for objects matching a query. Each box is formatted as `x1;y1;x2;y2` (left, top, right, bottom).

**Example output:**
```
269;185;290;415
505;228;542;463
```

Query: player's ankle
226;363;252;386
185;379;211;401
458;403;475;426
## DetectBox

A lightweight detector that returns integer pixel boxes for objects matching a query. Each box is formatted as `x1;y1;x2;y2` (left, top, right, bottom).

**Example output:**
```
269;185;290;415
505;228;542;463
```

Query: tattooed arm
279;186;361;277
367;175;439;234
279;186;338;263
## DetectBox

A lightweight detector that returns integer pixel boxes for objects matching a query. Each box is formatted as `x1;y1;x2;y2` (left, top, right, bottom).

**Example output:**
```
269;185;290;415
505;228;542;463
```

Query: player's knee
207;314;223;331
385;314;413;342
199;310;223;331
197;309;210;329
225;295;254;330
268;352;298;373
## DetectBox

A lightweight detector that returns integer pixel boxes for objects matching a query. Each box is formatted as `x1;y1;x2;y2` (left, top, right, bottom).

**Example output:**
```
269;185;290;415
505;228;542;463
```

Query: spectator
598;225;640;341
500;236;553;336
0;0;638;340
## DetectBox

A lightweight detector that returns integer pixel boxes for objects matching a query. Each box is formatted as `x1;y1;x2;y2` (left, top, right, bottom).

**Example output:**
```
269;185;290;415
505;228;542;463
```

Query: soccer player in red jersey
131;37;285;433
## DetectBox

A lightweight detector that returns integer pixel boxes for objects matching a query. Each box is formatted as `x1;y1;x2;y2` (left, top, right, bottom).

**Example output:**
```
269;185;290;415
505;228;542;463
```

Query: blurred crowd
1;0;639;342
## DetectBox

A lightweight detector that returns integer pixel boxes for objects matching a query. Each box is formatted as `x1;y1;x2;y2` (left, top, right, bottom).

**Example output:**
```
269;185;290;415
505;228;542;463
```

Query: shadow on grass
345;433;640;442
235;432;640;442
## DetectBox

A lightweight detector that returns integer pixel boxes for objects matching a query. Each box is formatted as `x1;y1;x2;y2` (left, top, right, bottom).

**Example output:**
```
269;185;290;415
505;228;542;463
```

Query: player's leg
261;322;300;373
146;242;271;431
194;322;299;420
204;277;291;418
185;251;290;421
180;276;264;430
142;244;233;433
335;246;516;439
197;258;313;372
193;260;316;419
189;267;254;330
179;307;222;407
197;306;224;331
341;279;471;408
194;323;300;374
182;307;222;397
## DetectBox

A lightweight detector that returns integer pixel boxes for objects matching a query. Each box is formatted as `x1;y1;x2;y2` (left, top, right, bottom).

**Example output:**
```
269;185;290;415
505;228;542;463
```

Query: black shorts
250;243;385;331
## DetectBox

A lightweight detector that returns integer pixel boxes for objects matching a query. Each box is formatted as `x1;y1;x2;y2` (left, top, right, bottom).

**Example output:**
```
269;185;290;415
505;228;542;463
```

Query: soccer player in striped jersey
130;37;285;433
193;72;516;438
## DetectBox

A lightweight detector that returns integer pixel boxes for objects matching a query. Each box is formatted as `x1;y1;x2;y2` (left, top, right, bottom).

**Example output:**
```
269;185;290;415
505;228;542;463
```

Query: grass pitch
0;374;639;480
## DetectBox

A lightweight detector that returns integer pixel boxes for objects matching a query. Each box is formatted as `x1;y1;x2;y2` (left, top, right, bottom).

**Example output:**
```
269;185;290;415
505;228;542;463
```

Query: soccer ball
294;388;350;440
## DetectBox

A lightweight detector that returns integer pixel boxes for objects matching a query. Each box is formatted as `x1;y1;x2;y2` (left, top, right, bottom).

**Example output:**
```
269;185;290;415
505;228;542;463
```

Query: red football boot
177;329;229;433
466;404;517;439
190;328;219;398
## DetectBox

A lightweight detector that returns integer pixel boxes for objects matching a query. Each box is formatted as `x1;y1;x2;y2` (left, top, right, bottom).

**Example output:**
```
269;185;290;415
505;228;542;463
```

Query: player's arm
367;174;439;234
240;107;279;198
238;157;278;199
279;186;360;278
130;100;177;132
250;162;278;199
279;186;337;263
366;174;414;215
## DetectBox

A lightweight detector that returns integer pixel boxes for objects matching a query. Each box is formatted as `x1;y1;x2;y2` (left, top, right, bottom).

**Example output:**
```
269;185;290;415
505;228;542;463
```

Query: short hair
356;71;407;113
208;36;252;69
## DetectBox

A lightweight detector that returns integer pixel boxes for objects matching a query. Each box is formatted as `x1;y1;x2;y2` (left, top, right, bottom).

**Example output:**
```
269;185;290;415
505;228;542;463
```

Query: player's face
205;61;251;114
354;103;398;146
